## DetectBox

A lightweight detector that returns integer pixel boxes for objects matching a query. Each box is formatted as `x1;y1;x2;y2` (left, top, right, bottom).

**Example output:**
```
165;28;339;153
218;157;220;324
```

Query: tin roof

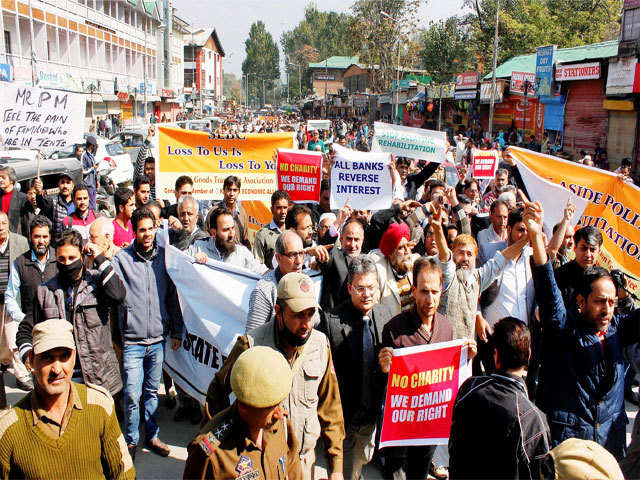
483;40;619;80
308;56;360;69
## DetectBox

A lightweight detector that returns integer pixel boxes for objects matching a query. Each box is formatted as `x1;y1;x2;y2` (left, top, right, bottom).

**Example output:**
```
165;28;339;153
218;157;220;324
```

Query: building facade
183;27;224;114
0;0;168;127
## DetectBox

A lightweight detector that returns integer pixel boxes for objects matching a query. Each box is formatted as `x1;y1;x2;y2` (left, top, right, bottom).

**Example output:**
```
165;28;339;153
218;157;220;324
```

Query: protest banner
330;144;393;211
471;149;500;179
379;339;471;448
372;121;447;163
307;119;331;131
0;84;86;151
157;126;294;203
163;244;322;404
277;148;322;203
509;146;640;297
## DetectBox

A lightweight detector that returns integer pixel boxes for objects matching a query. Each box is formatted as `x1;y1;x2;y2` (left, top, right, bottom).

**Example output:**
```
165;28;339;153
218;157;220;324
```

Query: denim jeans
123;341;164;446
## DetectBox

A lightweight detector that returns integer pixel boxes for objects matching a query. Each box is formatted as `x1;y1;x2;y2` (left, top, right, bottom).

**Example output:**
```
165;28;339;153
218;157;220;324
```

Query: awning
101;94;119;102
407;91;425;103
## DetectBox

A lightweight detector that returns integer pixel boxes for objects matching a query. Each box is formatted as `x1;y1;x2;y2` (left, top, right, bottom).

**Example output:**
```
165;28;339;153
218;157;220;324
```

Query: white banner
555;62;600;81
0;83;86;151
163;244;322;404
516;157;588;234
330;144;393;211
307;119;331;131
372;121;447;163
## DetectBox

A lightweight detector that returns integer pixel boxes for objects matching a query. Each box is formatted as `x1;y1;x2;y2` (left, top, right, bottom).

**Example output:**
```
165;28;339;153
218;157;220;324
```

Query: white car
50;136;133;187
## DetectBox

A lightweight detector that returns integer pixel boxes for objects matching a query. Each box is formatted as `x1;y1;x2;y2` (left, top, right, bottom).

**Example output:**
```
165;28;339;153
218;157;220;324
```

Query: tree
463;0;622;75
421;16;476;83
242;21;280;107
281;6;356;100
223;73;244;104
349;0;426;93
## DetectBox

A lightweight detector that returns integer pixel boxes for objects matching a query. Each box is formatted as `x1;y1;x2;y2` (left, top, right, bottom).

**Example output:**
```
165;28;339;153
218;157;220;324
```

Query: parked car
49;136;133;187
109;129;148;163
0;149;81;193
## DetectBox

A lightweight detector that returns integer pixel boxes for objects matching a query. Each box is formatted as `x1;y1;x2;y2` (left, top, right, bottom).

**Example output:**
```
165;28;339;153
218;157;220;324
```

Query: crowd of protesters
0;110;636;480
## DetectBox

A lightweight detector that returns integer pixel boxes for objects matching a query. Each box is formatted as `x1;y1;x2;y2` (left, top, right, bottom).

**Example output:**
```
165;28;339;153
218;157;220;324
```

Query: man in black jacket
554;225;602;309
449;317;551;479
320;254;394;479
319;218;365;309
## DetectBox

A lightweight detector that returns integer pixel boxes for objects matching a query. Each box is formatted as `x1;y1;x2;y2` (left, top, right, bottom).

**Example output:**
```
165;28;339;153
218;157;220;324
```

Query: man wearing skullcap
370;222;420;315
184;346;303;479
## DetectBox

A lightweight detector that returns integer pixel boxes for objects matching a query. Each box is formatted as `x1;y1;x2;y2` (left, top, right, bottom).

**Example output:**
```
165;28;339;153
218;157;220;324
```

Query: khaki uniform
184;404;302;480
205;322;345;478
252;223;281;270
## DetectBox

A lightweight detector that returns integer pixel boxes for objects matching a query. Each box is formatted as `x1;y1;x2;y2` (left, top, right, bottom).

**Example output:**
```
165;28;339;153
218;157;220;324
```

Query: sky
176;0;467;78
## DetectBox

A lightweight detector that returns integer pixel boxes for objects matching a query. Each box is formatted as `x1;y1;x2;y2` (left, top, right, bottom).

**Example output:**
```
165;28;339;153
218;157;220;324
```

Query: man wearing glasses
320;254;393;479
245;230;306;332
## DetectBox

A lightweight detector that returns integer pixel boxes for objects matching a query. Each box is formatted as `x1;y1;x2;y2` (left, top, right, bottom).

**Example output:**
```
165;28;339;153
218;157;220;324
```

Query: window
209;75;211;84
623;7;640;42
4;31;11;55
47;41;51;60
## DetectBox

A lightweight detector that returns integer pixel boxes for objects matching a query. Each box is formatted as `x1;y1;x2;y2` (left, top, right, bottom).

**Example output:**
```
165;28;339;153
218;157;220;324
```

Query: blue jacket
533;260;640;460
112;242;183;344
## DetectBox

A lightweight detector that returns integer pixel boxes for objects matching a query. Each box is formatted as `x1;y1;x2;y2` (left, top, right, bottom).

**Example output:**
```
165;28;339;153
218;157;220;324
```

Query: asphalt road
3;374;638;479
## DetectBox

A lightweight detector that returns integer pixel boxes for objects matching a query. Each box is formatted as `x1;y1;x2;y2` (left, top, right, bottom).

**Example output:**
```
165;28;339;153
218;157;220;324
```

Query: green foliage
281;6;356;99
422;16;476;83
223;73;244;103
462;0;622;75
242;21;280;106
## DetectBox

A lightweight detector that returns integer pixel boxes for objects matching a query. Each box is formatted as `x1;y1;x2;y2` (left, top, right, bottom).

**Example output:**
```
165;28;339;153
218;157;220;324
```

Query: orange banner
157;126;294;203
510;147;640;297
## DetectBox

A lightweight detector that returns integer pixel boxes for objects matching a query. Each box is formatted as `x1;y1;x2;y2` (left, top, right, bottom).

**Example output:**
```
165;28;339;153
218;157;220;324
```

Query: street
3;373;639;479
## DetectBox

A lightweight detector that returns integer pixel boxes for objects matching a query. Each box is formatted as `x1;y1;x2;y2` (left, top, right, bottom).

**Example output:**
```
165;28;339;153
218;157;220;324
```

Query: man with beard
205;273;345;480
5;216;55;391
112;208;183;460
33;174;75;236
133;175;151;209
526;201;639;460
184;347;302;479
371;222;420;316
482;168;510;211
0;320;135;479
189;207;266;275
431;206;529;341
285;203;330;264
17;228;125;397
213;176;250;248
378;257;477;479
253;190;289;269
246;230;305;332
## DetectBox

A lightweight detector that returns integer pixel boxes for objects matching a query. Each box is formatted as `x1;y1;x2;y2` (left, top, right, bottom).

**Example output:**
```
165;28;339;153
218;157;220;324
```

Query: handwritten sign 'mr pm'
0;84;86;151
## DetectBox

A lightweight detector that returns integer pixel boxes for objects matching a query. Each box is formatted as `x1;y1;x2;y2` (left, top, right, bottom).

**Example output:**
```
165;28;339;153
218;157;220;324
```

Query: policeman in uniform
184;346;302;479
205;272;345;480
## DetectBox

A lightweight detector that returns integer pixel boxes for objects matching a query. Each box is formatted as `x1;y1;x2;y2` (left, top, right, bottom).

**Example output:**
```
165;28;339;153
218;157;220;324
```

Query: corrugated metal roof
308;56;360;69
483;40;619;80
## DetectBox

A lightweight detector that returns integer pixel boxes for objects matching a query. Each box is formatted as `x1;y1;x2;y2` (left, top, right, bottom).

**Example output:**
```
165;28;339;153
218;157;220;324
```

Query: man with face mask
5;216;55;391
16;228;125;397
205;272;345;480
188;207;266;275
